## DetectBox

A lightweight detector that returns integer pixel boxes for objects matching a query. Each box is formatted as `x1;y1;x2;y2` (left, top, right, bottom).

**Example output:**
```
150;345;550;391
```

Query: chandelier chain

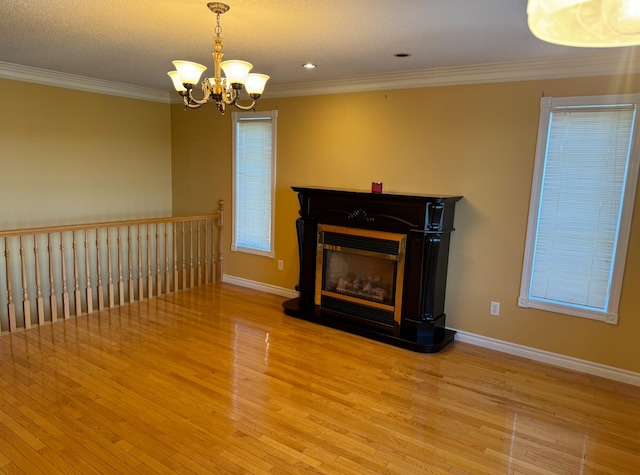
215;13;222;37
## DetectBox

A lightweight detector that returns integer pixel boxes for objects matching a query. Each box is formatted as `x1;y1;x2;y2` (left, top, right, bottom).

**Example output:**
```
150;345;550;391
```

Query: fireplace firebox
316;224;407;330
283;187;462;353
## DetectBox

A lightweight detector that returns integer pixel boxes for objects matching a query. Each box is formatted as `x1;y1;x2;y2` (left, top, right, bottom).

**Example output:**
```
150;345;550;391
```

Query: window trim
518;93;640;324
231;110;277;258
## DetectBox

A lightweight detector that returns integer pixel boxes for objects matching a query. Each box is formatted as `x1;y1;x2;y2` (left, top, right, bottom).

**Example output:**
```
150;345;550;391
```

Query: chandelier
527;0;640;47
167;2;269;112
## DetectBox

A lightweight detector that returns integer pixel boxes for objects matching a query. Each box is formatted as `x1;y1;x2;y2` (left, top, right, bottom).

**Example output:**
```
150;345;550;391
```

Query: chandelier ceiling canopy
168;2;269;112
527;0;640;47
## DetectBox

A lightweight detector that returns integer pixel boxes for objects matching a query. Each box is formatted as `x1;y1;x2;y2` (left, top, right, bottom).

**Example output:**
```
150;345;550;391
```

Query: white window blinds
232;111;277;257
519;95;640;323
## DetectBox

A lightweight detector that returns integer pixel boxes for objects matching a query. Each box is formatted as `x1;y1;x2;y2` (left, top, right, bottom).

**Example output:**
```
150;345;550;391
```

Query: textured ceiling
0;0;636;94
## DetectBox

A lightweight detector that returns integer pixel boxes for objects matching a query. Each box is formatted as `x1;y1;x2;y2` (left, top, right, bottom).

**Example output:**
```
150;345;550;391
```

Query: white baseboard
222;274;299;299
220;275;640;387
452;329;640;387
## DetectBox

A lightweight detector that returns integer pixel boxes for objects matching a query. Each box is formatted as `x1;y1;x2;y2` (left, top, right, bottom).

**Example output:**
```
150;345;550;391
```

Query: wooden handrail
0;201;224;334
0;213;221;238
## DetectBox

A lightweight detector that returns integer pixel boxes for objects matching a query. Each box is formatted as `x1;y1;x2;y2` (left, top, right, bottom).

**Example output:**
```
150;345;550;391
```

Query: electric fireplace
316;224;406;330
283;187;462;353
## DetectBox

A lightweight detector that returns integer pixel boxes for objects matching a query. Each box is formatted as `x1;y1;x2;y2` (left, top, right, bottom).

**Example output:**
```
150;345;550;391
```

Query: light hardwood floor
0;283;638;474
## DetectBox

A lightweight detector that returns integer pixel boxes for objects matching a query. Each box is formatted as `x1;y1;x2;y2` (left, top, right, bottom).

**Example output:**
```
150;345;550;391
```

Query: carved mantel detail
347;208;374;223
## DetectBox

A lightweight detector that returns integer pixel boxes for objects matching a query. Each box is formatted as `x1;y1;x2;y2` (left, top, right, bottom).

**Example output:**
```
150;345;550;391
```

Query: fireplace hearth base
283;297;456;353
284;187;462;353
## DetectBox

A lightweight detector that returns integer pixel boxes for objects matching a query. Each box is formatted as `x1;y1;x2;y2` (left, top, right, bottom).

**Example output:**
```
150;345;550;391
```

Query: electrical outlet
490;301;500;316
277;259;284;271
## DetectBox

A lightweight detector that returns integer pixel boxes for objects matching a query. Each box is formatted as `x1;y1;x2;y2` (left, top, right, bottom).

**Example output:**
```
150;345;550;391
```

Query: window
519;94;640;324
231;110;277;257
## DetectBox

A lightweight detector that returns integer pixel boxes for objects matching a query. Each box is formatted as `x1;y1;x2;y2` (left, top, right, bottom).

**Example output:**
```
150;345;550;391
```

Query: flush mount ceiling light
167;2;269;112
527;0;640;47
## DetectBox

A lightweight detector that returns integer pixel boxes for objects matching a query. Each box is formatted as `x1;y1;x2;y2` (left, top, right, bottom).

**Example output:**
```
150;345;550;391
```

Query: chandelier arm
184;82;214;107
219;86;256;111
231;101;257;111
220;86;238;105
183;99;206;110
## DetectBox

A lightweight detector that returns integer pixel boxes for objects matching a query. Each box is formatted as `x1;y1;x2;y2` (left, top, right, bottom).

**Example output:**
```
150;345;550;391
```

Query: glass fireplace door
315;224;406;328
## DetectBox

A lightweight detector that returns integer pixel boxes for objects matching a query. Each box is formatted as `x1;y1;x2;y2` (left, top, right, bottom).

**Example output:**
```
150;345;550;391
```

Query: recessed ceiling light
303;63;317;69
394;53;411;58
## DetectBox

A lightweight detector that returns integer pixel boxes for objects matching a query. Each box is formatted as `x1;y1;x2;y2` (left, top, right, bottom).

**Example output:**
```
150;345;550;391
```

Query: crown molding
264;51;640;98
2;51;639;104
0;61;171;103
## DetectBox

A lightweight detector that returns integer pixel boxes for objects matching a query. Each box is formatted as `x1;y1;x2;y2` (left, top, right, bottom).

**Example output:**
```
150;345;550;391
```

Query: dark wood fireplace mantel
283;187;462;353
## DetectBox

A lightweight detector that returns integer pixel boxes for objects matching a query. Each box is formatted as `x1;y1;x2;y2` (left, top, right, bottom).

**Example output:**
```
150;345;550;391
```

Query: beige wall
172;73;640;373
0;79;173;228
7;70;636;373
